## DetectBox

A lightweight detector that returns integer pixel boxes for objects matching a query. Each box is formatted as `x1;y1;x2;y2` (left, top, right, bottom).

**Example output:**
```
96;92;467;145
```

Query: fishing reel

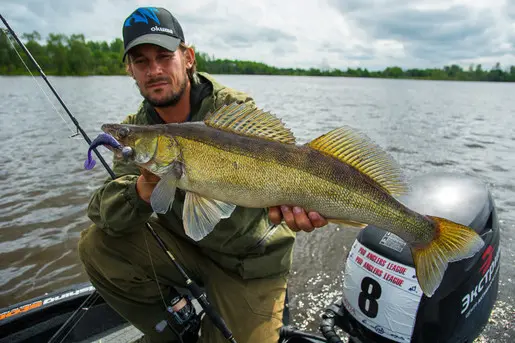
155;295;202;343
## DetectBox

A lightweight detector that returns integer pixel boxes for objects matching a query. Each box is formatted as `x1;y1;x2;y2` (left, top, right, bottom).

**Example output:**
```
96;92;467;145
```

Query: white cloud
2;0;514;70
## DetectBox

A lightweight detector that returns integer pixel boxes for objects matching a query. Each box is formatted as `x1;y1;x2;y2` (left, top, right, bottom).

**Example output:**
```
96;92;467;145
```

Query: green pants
78;219;288;343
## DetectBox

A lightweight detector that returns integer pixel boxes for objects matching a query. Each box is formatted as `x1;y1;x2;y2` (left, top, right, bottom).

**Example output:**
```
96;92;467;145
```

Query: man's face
127;44;189;108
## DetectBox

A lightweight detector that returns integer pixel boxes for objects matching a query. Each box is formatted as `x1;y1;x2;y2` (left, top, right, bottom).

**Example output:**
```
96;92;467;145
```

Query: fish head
101;123;181;173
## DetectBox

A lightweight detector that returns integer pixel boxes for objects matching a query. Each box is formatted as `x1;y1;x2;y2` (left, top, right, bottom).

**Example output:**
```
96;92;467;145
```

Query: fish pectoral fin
328;219;368;228
411;216;484;297
150;174;178;214
183;192;236;241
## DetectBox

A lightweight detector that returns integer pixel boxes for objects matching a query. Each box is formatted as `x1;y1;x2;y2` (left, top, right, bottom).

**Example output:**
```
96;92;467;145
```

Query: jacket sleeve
86;114;154;236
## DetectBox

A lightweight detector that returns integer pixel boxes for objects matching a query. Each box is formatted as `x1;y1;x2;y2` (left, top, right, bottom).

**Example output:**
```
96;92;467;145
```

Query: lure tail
84;150;96;169
411;216;484;297
84;133;123;170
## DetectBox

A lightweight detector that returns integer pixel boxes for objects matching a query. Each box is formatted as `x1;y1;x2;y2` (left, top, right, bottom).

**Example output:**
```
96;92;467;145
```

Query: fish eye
118;127;130;138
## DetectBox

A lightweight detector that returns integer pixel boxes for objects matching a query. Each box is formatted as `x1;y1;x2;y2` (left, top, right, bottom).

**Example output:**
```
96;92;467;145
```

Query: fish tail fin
411;215;484;297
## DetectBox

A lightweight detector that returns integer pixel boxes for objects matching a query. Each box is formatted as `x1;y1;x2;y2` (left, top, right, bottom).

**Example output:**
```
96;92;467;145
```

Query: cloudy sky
2;0;514;71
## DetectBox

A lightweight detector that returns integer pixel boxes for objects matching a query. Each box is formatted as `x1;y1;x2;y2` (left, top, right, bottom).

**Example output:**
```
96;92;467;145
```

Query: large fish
93;102;484;297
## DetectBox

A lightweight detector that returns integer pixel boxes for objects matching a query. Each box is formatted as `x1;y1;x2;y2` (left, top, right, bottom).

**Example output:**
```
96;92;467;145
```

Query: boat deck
78;325;143;343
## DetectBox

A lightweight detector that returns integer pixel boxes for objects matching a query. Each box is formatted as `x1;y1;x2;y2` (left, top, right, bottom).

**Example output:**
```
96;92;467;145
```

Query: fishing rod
0;13;236;343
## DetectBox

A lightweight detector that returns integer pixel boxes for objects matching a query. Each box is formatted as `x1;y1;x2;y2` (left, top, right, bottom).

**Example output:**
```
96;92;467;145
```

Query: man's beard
139;74;188;108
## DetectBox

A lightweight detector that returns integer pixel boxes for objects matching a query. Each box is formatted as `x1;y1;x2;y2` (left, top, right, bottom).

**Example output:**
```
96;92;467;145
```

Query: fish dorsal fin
308;126;408;196
204;102;296;144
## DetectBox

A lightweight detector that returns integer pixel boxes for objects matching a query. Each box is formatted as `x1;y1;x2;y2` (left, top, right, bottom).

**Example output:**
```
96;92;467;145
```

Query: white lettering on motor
460;248;500;315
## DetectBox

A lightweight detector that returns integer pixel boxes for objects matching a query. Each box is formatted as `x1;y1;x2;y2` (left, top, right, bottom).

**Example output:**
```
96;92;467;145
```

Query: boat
0;282;136;343
0;172;501;343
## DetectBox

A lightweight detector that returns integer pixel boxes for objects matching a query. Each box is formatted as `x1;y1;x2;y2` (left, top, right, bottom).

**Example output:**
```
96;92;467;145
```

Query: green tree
46;33;69;75
1;30;515;82
67;34;92;75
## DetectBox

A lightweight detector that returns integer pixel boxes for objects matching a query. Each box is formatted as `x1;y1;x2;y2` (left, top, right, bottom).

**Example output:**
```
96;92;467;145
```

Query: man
78;6;327;343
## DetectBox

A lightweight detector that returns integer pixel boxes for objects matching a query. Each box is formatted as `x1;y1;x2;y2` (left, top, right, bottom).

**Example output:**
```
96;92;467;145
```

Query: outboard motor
332;172;501;343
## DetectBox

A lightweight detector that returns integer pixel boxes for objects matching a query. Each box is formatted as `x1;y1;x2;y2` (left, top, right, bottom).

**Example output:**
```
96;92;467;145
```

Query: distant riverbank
2;31;514;82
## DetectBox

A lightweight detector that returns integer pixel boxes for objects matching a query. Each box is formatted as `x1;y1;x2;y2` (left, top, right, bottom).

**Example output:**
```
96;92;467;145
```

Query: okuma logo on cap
151;26;174;35
124;7;160;27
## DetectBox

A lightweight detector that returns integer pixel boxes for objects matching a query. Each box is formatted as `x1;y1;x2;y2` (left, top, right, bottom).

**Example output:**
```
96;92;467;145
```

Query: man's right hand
268;206;328;232
136;168;161;203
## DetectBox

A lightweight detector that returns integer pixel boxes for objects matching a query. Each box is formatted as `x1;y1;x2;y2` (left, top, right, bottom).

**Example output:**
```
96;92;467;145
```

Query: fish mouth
107;143;135;162
104;144;122;154
89;133;123;151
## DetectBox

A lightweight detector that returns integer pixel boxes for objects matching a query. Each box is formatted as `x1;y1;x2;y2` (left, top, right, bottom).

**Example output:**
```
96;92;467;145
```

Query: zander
91;102;484;297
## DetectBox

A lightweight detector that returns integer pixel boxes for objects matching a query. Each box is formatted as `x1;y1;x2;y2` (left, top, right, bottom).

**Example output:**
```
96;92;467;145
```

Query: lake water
0;75;513;342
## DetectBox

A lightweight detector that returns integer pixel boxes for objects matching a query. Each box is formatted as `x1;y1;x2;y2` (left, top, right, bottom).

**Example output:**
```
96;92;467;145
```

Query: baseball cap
122;7;185;61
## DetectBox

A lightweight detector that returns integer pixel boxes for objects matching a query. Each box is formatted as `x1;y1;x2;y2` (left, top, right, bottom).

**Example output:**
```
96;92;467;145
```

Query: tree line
1;31;514;82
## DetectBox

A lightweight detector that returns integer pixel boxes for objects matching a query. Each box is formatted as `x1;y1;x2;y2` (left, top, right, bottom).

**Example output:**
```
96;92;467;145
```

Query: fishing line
144;230;187;343
2;28;78;137
144;226;171;310
46;291;101;343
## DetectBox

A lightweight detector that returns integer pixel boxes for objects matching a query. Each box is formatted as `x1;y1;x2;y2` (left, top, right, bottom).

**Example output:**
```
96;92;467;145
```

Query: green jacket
87;72;296;279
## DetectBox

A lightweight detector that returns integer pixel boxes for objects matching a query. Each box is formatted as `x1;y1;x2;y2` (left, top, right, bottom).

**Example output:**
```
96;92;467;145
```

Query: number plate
341;240;423;342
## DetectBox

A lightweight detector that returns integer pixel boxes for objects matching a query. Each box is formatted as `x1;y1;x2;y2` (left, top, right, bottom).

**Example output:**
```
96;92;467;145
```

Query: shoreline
0;72;513;83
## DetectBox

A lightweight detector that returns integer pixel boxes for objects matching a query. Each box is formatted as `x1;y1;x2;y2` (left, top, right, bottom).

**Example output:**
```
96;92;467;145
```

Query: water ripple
465;143;487;149
424;160;457;167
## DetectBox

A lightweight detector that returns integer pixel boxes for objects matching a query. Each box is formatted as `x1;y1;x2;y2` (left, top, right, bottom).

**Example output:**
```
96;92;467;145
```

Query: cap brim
123;33;181;60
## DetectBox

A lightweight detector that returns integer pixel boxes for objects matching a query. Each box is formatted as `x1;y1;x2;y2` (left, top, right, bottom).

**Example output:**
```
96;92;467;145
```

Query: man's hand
136;168;161;203
268;206;328;232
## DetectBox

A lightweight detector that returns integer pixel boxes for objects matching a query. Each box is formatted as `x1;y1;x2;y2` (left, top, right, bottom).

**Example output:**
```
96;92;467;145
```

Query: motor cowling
339;172;500;343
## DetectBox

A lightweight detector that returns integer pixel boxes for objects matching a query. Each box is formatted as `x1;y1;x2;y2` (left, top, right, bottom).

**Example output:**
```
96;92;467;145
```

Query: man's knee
77;223;122;280
77;222;173;290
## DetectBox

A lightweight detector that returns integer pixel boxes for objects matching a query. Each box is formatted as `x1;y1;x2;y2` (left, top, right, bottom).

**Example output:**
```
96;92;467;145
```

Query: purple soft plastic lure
84;133;123;170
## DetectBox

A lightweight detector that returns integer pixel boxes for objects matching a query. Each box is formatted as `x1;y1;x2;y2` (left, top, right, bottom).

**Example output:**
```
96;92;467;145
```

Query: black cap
122;7;185;60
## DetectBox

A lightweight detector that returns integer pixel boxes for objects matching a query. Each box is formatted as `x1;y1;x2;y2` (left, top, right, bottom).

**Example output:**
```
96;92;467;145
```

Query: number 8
358;277;382;318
